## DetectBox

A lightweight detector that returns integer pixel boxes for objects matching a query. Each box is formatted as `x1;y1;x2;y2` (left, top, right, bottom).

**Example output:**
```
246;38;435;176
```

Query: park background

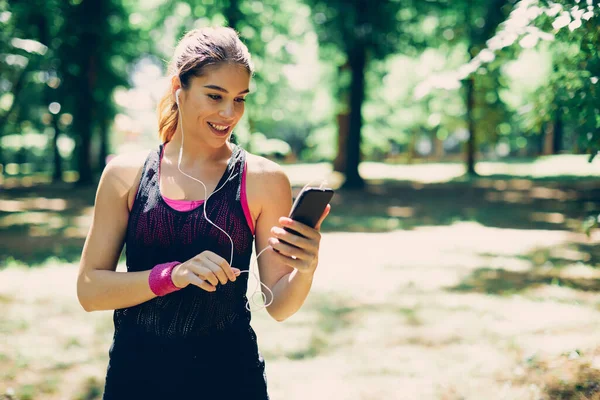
1;0;600;399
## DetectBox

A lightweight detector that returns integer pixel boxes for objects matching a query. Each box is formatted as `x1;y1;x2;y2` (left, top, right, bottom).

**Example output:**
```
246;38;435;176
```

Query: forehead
191;64;251;92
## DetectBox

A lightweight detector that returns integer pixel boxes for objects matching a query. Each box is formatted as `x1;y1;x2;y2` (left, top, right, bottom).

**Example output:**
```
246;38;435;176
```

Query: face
176;63;250;146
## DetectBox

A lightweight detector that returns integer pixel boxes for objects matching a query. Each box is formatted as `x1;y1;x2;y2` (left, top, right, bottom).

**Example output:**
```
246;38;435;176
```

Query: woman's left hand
268;205;331;276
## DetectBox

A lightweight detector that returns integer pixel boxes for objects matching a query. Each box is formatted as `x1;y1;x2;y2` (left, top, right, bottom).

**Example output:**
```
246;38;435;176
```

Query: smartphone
285;187;334;237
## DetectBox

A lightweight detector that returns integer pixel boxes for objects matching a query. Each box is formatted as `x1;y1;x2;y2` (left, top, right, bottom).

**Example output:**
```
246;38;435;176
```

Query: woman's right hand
171;251;241;292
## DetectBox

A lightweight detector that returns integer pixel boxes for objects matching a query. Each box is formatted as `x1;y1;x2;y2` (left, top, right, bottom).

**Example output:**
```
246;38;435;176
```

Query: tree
0;0;63;181
470;0;598;159
464;0;511;175
537;1;599;159
56;0;139;184
533;0;599;231
304;0;423;189
432;0;598;226
415;0;513;175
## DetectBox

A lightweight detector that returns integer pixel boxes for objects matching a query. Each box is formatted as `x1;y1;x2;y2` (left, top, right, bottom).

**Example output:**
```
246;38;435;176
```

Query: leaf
552;12;571;30
568;18;582;31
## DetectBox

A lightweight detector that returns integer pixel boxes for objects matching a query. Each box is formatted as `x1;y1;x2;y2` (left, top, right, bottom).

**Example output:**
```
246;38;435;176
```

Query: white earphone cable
175;90;273;311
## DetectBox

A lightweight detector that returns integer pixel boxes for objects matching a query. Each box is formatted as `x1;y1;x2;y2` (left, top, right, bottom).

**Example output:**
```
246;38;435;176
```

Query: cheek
235;103;245;118
192;98;216;118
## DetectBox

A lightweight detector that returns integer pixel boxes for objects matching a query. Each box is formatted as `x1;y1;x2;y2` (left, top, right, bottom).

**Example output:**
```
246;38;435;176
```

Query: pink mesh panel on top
158;143;254;233
162;196;204;212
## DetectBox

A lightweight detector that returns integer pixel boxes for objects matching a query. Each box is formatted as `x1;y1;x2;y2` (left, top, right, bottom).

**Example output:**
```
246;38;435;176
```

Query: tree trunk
552;108;563;154
434;130;445;159
333;112;349;172
534;129;544;156
342;43;367;190
98;117;109;171
462;0;508;176
52;118;63;182
0;142;4;178
465;75;477;175
76;119;94;185
75;51;96;186
464;0;478;176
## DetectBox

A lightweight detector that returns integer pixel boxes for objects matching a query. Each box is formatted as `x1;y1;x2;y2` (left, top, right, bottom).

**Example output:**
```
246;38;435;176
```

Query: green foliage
0;0;141;182
535;1;599;160
455;0;599;159
0;0;597;184
305;0;414;58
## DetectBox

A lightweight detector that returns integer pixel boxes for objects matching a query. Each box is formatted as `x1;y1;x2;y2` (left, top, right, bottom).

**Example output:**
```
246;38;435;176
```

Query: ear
171;75;182;104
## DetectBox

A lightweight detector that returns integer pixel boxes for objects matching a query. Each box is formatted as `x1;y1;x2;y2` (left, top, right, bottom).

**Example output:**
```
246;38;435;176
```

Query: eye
235;97;246;103
208;94;221;101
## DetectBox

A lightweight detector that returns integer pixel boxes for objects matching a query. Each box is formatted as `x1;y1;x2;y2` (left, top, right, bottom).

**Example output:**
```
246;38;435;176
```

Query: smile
207;122;230;132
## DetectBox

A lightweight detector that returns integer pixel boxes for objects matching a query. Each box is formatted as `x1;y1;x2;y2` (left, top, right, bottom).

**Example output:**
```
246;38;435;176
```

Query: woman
77;27;330;399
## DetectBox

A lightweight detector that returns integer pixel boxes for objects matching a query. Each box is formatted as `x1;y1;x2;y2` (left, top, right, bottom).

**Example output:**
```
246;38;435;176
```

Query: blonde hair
157;27;254;143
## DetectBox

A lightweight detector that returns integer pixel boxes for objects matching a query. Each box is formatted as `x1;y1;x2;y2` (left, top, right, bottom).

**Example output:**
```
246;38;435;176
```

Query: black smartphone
285;187;334;237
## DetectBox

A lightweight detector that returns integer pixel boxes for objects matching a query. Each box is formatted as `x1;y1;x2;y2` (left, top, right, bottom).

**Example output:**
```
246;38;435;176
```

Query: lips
207;122;231;136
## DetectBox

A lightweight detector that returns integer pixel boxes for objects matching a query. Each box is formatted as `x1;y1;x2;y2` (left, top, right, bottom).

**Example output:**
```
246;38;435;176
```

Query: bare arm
247;157;330;322
76;153;157;312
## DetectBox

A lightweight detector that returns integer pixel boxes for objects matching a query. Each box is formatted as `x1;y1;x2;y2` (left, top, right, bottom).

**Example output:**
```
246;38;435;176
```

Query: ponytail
157;90;178;143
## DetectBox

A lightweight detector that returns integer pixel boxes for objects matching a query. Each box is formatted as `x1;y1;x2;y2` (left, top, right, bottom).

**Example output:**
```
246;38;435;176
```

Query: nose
219;102;235;120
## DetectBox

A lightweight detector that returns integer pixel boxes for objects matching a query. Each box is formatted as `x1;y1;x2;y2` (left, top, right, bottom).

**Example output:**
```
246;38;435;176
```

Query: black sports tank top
114;143;255;338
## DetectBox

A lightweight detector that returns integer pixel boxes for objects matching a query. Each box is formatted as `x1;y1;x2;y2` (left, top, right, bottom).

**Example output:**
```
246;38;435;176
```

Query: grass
1;157;600;399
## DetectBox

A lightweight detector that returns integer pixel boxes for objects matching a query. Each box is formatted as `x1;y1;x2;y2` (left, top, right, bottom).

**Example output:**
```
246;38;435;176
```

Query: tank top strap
229;144;247;202
130;145;162;215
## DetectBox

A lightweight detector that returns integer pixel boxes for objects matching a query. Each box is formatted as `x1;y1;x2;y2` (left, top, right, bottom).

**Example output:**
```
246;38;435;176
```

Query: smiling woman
171;65;250;142
76;27;331;400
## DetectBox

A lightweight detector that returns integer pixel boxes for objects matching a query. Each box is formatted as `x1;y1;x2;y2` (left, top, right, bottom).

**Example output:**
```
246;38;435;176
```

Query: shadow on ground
0;183;96;266
449;267;600;295
1;173;599;266
446;237;600;296
324;174;600;233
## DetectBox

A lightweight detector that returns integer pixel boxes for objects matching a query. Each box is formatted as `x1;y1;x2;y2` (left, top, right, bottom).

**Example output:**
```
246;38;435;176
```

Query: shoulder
102;149;153;186
245;152;291;190
98;149;154;209
244;152;292;217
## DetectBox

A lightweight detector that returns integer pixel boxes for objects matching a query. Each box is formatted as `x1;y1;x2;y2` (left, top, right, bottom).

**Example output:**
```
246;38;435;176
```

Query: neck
166;126;232;164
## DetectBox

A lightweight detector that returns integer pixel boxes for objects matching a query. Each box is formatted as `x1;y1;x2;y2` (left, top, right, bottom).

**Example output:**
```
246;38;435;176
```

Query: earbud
175;89;181;106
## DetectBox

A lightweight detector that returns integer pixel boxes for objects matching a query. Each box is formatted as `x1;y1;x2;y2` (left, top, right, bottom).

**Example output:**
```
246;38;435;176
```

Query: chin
205;132;234;148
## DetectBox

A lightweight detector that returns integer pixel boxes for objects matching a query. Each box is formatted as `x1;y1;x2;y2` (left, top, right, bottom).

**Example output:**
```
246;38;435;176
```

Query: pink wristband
149;261;181;296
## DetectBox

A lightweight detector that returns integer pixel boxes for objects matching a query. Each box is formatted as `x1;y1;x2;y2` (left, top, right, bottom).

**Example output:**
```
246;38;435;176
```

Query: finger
187;271;216;292
233;268;241;277
270;248;302;269
314;204;331;231
205;260;229;285
191;265;219;287
278;217;320;240
270;226;315;251
269;238;310;260
203;251;236;282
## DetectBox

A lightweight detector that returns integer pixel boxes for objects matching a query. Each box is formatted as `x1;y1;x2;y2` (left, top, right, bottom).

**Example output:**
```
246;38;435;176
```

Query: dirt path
2;225;600;399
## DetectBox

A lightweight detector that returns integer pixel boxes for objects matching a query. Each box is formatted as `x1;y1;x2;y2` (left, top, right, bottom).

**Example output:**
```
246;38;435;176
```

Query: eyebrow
203;85;250;95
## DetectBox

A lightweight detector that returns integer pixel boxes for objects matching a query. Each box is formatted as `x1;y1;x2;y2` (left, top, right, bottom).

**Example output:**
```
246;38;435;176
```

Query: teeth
209;122;228;131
